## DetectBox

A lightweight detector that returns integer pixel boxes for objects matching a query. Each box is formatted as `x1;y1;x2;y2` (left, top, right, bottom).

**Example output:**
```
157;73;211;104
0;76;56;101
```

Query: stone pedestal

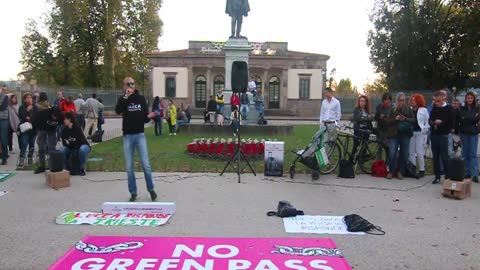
223;38;254;123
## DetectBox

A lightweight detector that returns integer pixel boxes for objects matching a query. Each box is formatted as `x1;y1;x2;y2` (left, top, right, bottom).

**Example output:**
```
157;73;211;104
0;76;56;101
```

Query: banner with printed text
49;235;351;270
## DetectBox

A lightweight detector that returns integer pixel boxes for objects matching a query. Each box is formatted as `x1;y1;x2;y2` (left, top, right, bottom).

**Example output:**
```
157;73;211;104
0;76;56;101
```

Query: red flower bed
187;138;265;160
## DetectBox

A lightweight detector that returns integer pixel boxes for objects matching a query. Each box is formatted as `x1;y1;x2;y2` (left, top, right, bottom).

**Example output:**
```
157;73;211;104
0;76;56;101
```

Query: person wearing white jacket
409;94;429;178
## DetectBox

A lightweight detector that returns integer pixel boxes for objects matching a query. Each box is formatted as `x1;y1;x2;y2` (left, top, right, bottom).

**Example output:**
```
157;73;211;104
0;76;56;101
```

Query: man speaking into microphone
115;77;158;202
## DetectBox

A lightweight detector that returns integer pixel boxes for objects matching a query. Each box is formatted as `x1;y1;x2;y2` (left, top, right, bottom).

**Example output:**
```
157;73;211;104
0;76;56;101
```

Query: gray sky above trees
0;0;376;88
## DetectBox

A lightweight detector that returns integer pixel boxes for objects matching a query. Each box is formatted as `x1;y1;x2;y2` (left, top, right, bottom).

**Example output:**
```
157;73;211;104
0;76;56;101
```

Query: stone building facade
147;41;329;117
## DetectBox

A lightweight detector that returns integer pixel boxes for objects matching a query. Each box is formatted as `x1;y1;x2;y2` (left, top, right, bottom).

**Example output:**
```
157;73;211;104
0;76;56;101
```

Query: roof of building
147;49;330;60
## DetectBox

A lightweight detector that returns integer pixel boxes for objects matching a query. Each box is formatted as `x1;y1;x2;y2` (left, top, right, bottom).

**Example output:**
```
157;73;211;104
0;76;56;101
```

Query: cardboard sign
55;212;172;227
49;235;352;270
102;202;176;215
264;141;284;177
283;215;365;235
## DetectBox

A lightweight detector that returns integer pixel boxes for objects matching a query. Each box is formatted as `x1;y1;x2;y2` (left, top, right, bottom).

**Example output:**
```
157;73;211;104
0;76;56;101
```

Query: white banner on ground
283;215;365;235
56;212;172;227
0;191;7;197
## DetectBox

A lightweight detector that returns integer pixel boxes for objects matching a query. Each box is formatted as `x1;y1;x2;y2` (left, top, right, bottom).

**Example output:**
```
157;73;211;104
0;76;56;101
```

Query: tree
367;0;480;91
20;0;163;89
336;78;356;96
364;75;388;95
20;20;55;85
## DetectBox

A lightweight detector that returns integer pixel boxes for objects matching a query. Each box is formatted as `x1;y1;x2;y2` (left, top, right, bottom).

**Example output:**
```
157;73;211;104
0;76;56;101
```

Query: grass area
87;125;322;174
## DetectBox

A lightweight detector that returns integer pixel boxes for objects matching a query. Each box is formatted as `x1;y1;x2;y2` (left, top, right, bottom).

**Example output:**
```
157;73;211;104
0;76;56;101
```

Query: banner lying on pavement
55;212;172;227
283;215;365;235
49;235;352;270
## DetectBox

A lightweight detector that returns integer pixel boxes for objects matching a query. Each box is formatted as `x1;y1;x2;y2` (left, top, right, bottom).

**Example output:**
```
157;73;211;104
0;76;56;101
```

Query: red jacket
230;94;240;107
61;101;77;114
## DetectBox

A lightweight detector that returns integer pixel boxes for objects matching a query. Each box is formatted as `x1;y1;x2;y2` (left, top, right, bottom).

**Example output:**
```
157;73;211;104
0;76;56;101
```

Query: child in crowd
230;105;241;136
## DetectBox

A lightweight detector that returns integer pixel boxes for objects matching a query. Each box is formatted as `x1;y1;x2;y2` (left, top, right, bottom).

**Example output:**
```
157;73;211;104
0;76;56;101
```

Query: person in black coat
18;93;38;167
60;112;90;176
457;92;480;183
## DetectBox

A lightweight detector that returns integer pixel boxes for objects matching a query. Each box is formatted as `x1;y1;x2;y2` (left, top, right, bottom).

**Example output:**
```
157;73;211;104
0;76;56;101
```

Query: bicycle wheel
359;140;388;174
319;141;341;174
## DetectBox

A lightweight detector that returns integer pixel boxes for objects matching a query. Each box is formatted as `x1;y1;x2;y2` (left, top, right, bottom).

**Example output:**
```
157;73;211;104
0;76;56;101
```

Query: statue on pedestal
226;0;250;39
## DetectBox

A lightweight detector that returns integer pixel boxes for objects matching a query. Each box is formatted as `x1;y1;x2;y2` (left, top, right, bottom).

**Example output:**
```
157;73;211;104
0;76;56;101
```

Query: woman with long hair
60;111;90;176
7;94;20;154
457;92;480;183
408;94;429;178
18;93;37;167
151;96;163;136
385;92;415;179
351;95;374;159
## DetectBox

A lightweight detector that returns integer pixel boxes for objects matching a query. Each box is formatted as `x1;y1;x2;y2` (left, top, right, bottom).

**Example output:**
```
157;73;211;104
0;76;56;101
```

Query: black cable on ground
80;173;434;192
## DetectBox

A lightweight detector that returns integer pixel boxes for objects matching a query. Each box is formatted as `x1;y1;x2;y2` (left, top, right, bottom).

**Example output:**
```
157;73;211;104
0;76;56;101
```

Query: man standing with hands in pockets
116;77;158;202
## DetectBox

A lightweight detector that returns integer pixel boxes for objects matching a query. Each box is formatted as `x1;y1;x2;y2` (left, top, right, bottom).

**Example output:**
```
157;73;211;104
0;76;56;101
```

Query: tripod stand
220;125;256;183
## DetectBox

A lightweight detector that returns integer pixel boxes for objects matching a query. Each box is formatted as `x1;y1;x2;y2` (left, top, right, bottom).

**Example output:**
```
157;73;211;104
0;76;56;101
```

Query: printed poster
50;236;352;270
55;212;172;227
283;215;365;235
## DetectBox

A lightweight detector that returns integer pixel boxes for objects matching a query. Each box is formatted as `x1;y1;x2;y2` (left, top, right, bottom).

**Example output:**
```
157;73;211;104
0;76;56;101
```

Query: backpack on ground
404;160;419;179
338;159;355;178
371;160;388;178
91;130;104;143
67;150;81;176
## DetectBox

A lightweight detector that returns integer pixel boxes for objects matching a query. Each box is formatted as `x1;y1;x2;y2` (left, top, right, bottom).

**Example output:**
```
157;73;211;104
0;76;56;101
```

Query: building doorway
268;76;280;109
195;75;207;108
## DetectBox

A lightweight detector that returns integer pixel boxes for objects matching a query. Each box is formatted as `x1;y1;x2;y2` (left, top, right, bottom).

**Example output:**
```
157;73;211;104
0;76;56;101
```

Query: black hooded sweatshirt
115;90;150;135
62;124;89;149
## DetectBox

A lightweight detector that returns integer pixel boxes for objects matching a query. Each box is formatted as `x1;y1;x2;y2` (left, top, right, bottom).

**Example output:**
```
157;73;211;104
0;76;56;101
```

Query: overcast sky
0;0;377;88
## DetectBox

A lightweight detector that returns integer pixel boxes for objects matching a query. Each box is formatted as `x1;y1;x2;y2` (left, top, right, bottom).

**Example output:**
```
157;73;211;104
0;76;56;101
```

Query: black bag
91;130;104;143
267;200;304;218
49;150;64;172
67;150;81;176
338;160;355;178
447;157;464;181
404;161;419;179
343;214;385;235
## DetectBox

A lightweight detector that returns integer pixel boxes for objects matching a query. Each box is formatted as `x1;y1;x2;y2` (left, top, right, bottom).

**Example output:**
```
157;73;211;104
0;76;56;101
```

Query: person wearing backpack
385;92;415;179
457;91;480;183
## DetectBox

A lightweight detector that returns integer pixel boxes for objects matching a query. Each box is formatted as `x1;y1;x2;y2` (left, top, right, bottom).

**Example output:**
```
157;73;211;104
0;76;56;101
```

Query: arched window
195;75;207;108
213;75;225;93
268;76;280;109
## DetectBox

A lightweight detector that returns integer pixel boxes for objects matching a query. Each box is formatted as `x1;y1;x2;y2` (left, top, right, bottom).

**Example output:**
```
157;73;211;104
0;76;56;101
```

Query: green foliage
336;78;357;96
364;75;388;95
367;0;480;91
20;0;163;89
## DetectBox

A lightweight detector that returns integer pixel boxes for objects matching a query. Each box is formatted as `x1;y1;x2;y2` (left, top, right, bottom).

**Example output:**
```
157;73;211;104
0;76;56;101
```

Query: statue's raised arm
226;0;250;38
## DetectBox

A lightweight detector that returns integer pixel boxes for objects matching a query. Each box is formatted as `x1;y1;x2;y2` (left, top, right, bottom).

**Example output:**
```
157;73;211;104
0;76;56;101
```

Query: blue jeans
431;134;450;179
0;119;8;161
154;118;162;136
240;104;249;119
37;130;57;167
460;134;478;177
388;135;411;175
217;104;224;114
20;131;37;159
123;133;154;194
176;119;187;130
232;120;240;133
60;145;90;170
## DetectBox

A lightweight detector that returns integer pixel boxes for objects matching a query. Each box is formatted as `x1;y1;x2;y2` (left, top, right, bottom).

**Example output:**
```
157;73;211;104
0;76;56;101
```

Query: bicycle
335;125;388;174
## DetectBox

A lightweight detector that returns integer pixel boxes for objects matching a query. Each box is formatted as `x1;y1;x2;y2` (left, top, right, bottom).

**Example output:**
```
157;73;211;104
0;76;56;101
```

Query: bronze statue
225;0;250;38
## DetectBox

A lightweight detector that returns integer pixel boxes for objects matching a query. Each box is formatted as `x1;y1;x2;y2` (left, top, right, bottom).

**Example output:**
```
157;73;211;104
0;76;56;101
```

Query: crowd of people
0;85;105;176
151;97;191;136
320;87;480;184
204;78;265;131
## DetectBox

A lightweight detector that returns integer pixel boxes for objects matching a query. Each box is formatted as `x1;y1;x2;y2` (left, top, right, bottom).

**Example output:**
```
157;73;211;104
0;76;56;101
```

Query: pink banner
50;235;351;270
